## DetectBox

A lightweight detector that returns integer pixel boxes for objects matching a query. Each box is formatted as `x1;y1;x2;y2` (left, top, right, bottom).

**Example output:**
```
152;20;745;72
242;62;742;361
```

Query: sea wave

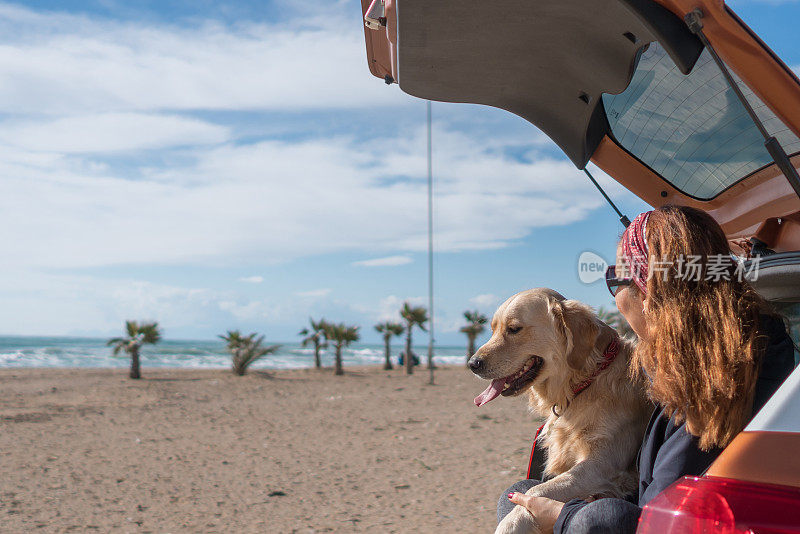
0;337;468;369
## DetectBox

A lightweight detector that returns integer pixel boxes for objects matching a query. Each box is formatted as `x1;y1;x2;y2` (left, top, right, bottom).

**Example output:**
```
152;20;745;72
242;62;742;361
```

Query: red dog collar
526;337;621;478
571;337;620;397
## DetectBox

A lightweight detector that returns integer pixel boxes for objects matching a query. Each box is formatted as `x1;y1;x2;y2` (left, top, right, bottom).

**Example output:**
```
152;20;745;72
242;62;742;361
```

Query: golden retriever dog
469;288;651;534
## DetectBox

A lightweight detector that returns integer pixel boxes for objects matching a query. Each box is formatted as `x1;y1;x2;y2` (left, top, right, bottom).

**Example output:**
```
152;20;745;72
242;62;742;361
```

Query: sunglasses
605;264;633;297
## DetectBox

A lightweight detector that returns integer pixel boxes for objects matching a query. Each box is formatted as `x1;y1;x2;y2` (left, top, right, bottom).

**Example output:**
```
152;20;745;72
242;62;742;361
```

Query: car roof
360;0;800;253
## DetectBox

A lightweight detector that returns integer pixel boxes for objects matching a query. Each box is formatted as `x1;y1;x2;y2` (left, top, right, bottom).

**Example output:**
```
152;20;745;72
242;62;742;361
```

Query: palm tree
461;310;488;361
374;321;404;370
299;318;329;368
323;323;360;375
107;321;162;379
400;302;428;375
597;306;635;338
219;330;280;376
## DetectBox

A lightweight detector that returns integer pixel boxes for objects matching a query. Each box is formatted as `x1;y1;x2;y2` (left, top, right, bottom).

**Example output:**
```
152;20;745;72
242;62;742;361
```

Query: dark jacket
554;314;796;533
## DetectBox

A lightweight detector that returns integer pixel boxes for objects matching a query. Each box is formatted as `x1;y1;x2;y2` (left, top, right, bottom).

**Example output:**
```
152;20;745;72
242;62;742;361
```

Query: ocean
0;336;469;370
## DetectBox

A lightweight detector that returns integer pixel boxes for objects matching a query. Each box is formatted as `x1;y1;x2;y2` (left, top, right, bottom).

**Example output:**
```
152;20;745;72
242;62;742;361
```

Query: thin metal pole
427;100;435;385
583;168;630;228
685;9;800;201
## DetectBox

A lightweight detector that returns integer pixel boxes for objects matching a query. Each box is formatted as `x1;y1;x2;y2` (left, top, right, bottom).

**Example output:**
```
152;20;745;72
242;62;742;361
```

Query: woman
497;205;795;534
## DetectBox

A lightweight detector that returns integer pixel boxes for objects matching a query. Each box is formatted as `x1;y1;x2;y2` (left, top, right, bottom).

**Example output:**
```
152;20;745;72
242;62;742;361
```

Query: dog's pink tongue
474;379;506;407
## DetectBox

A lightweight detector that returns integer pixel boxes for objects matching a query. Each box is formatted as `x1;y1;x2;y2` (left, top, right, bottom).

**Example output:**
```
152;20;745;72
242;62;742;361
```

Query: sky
0;0;797;344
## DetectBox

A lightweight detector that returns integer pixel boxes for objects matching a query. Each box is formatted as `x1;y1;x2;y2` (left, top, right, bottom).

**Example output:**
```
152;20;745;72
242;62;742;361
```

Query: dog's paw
495;505;541;534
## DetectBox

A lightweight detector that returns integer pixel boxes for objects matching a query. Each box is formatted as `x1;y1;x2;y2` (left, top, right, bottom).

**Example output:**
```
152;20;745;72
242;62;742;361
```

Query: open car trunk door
360;0;800;253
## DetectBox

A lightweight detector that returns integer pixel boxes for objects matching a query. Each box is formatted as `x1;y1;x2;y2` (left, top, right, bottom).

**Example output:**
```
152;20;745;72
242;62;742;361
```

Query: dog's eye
507;326;522;334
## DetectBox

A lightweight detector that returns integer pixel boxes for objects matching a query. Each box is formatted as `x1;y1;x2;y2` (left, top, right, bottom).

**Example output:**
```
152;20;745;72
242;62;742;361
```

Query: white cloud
0;3;631;339
217;299;278;323
440;315;473;335
0;113;229;153
352;255;413;267
0;3;615;273
0;3;407;114
296;288;332;298
0;268;327;337
372;295;426;322
0;270;221;336
0;125;606;269
469;294;501;308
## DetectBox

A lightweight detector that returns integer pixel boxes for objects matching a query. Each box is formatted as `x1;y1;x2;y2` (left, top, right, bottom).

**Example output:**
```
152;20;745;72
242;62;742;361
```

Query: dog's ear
551;299;599;370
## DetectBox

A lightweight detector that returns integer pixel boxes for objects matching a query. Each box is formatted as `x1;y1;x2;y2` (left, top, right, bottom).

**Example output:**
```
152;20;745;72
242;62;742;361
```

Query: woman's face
614;245;649;340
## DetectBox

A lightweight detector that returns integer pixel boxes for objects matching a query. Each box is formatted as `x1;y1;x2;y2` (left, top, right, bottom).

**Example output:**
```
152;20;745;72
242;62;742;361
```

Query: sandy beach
0;365;541;533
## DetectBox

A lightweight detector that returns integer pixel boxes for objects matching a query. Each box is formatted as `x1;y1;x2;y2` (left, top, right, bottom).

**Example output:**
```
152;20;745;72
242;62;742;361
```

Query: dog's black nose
468;357;485;372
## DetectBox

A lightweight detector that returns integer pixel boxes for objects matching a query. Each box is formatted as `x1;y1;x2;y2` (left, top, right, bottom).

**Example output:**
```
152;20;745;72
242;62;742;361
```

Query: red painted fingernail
507;492;515;499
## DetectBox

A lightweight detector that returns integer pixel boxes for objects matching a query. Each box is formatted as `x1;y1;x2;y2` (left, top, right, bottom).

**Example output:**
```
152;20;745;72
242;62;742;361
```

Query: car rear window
602;42;800;200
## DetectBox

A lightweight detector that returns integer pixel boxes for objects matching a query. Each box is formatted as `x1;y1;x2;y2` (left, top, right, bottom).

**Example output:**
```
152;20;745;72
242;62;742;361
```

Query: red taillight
638;476;800;533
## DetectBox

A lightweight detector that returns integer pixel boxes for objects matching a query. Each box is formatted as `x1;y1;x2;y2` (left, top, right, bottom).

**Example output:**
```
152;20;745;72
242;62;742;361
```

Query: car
358;0;800;531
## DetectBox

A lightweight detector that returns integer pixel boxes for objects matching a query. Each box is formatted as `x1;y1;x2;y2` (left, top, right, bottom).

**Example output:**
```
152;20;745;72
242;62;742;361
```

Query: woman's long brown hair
631;205;772;451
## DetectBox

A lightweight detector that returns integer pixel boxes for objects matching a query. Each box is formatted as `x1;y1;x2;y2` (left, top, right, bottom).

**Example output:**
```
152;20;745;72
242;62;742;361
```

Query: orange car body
360;0;800;254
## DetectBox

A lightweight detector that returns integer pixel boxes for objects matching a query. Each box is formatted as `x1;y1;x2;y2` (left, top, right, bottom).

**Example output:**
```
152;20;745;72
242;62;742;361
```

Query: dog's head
470;288;612;407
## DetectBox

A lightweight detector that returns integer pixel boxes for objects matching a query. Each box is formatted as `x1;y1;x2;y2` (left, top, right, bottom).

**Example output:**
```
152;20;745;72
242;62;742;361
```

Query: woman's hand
507;492;565;534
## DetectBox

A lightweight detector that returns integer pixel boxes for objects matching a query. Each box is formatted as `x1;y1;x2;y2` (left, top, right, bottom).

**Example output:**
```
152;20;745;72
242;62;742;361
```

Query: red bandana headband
621;211;653;294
